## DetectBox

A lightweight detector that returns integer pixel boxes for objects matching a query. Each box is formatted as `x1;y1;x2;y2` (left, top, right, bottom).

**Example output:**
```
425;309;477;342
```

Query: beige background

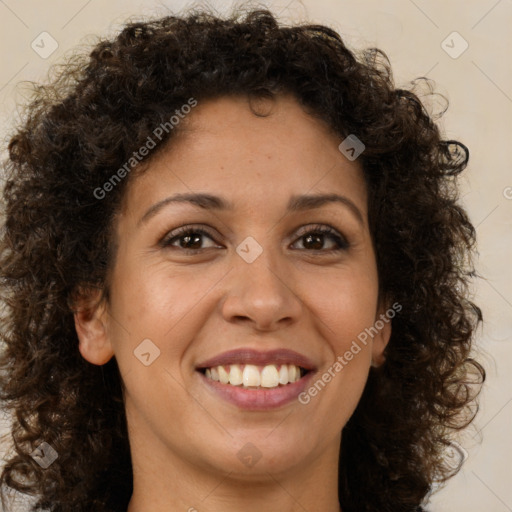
0;0;511;511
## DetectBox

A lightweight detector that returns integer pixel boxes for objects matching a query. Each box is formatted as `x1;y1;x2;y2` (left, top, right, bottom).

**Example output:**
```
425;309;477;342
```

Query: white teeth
229;364;243;386
288;364;298;382
218;365;230;384
243;365;261;387
202;363;304;387
261;365;280;388
278;364;289;385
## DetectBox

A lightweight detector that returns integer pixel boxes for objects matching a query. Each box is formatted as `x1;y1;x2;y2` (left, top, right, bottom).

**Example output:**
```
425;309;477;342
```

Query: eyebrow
138;192;364;226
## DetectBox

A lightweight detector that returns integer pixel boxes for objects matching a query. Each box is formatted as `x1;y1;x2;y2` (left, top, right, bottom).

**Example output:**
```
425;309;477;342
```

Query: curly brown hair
0;6;485;512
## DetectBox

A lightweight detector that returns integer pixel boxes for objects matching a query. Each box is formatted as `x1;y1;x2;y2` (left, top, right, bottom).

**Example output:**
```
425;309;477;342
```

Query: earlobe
371;308;392;368
73;290;115;366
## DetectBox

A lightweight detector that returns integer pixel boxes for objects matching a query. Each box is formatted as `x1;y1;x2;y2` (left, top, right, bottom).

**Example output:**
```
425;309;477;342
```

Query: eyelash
159;224;350;254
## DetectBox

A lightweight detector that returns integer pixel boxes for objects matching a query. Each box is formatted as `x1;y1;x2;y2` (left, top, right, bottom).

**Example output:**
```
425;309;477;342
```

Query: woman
0;7;485;512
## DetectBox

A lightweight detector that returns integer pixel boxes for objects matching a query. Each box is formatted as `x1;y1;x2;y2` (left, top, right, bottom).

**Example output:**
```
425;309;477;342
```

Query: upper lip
196;348;317;371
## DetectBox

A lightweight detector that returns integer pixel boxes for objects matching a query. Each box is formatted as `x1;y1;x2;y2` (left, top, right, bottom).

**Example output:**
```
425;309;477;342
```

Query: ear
73;288;115;366
371;303;393;368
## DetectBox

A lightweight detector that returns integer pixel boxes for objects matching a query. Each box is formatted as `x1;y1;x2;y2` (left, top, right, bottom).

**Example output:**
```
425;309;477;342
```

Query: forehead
121;94;367;218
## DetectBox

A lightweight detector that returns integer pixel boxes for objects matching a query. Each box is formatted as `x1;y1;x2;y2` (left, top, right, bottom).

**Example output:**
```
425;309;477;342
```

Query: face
76;94;390;484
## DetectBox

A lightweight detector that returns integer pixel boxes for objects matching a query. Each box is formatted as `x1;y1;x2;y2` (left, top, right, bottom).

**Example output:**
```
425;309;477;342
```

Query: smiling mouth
198;363;310;389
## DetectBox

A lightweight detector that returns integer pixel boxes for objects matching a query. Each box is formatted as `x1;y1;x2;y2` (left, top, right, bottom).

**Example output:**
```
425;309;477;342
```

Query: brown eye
291;225;349;253
160;226;221;252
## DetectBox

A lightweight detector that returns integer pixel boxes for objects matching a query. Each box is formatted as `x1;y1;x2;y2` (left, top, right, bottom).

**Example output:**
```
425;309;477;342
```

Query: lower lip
197;370;315;410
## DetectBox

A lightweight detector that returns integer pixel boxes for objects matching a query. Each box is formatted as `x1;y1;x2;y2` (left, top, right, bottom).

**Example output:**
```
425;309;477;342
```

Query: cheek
106;264;207;416
300;280;375;430
304;266;379;348
110;257;198;324
107;260;226;364
298;266;378;414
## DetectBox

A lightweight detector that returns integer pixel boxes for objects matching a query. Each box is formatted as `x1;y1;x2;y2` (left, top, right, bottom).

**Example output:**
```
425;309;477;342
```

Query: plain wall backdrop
0;0;511;511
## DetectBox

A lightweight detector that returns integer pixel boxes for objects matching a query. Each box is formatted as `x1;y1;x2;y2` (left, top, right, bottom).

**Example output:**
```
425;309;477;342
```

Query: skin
75;94;391;512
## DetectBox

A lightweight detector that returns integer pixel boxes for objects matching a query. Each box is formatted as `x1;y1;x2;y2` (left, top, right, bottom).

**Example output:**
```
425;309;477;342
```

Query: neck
127;478;341;512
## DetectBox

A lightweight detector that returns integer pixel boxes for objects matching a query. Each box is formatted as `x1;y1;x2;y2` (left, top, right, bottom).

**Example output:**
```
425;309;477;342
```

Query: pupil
183;234;201;249
305;234;323;250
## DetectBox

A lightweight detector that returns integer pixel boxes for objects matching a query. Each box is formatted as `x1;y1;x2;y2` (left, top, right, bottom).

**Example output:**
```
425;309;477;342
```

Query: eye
291;224;349;253
159;225;221;253
159;223;349;254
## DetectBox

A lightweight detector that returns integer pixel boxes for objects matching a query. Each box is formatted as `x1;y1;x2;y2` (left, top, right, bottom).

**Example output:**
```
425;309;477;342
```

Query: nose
220;247;303;332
